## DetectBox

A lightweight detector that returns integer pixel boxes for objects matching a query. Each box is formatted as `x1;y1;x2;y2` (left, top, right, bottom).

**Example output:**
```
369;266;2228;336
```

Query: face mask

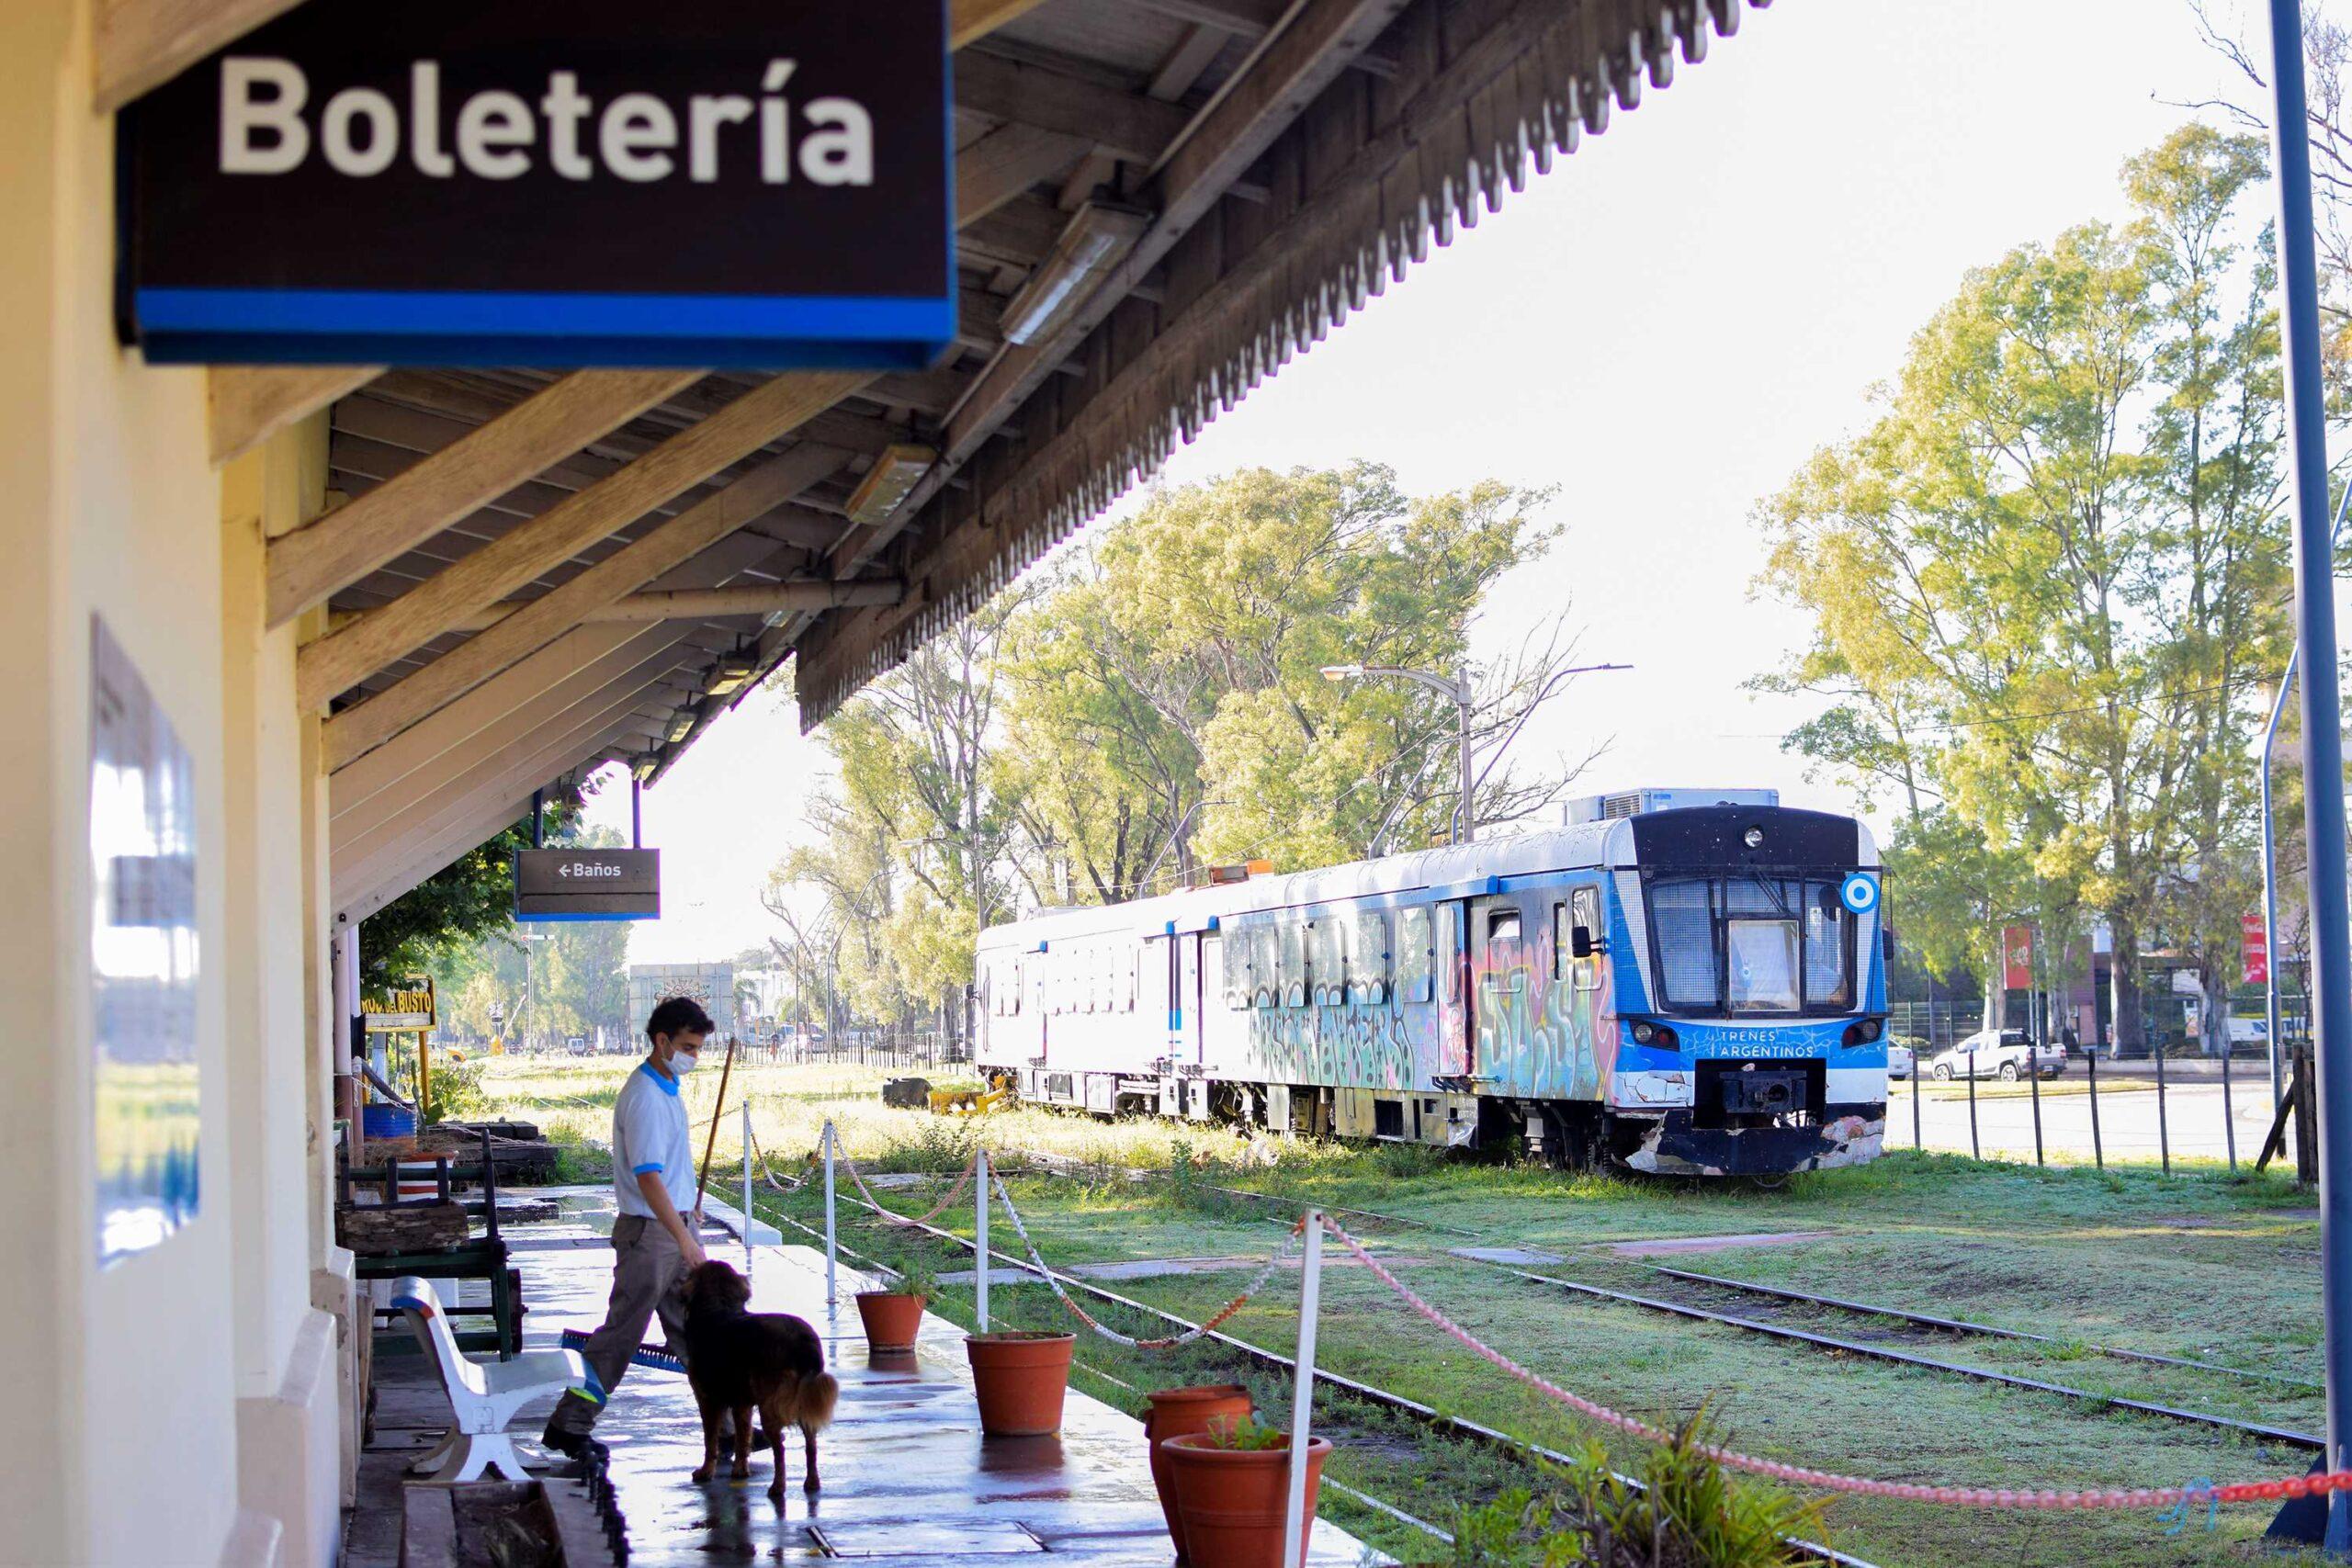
671;1047;701;1075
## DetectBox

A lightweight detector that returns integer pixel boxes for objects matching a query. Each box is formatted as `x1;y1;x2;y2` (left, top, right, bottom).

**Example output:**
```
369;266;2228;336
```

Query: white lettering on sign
555;861;625;879
218;57;876;186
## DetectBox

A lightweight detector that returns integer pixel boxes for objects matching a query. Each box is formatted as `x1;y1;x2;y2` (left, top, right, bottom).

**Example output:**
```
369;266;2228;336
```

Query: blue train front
1590;799;1888;1176
974;789;1889;1179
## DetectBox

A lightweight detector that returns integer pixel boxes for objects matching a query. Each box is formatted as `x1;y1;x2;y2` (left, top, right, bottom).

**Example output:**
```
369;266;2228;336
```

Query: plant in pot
964;1328;1077;1436
1161;1413;1330;1568
854;1264;932;1351
1143;1383;1256;1563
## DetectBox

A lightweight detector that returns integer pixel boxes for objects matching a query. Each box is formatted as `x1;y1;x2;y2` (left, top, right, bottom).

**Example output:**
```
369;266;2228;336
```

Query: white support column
976;1149;990;1332
1283;1212;1325;1568
741;1101;753;1269
822;1121;838;1311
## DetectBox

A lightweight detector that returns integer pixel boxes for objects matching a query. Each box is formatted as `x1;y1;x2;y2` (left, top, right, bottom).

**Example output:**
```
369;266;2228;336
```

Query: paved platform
353;1190;1382;1567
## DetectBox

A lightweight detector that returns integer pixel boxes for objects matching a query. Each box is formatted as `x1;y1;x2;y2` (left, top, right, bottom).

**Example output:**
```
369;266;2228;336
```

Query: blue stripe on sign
135;288;956;342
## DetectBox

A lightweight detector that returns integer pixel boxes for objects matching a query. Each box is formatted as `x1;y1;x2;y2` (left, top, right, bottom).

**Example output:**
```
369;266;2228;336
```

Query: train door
1471;894;1535;1090
1177;934;1205;1064
1436;899;1474;1077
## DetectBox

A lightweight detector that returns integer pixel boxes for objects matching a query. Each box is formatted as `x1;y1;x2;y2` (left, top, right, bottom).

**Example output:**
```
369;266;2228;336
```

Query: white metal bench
388;1277;598;1483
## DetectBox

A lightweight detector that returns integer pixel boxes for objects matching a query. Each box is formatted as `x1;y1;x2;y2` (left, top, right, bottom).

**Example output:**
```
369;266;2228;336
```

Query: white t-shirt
613;1060;695;1221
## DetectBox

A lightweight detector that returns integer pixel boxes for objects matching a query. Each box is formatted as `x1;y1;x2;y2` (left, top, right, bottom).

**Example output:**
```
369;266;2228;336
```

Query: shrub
423;1055;492;1125
1450;1414;1825;1568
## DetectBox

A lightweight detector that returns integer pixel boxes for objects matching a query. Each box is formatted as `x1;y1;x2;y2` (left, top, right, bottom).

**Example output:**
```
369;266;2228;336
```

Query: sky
586;0;2254;966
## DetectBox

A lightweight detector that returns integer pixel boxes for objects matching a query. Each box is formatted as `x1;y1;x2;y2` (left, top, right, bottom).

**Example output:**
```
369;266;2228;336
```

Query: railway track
1501;1265;2323;1452
763;1175;1877;1568
1015;1154;2321;1399
1637;1263;2323;1392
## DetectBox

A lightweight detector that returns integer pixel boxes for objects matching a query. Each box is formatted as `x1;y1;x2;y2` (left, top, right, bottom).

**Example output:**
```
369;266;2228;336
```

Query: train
973;788;1890;1177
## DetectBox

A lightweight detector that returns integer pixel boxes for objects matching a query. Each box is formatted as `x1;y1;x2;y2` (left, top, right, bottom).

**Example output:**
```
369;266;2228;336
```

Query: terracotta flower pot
1144;1385;1255;1562
854;1291;926;1350
1162;1432;1331;1568
964;1331;1076;1436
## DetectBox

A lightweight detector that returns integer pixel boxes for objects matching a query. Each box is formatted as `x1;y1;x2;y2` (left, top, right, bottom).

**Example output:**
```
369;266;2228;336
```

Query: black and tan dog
680;1259;839;1497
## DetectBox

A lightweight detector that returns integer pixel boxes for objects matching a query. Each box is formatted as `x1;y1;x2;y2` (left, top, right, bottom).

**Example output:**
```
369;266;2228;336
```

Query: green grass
480;1055;2329;1568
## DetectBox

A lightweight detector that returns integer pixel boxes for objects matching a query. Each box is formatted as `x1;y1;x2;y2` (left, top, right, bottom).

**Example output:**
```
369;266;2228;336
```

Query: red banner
2002;926;2033;991
2243;912;2270;987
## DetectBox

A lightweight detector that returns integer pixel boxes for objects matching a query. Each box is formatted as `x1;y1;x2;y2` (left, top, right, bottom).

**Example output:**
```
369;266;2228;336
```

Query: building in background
626;962;737;1043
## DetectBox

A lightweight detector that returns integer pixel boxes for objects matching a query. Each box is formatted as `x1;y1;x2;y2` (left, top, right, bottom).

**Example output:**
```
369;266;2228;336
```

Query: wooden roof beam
831;0;1410;580
298;374;866;712
453;579;905;633
98;0;1052;110
956;51;1193;165
210;366;380;465
319;440;853;762
268;369;698;626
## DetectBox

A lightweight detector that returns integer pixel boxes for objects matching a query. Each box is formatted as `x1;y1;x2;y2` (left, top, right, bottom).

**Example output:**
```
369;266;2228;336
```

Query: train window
1485;908;1524;995
1354;910;1390;1004
1398;908;1432;1001
1279;922;1305;1007
1442;905;1463;1004
1256;927;1278;1007
1310;918;1343;1005
1572;888;1601;992
1804;900;1851;1008
1552;902;1570;982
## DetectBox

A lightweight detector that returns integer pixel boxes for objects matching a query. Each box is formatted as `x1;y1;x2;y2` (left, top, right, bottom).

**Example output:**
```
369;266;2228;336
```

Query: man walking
541;996;714;1461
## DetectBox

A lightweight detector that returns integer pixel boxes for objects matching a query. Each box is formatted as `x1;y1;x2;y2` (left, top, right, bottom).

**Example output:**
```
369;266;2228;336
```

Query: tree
361;786;581;990
1755;127;2289;1052
998;463;1588;885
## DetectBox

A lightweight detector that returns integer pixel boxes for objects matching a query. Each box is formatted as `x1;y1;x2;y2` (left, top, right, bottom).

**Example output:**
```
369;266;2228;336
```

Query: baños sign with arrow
514;847;660;920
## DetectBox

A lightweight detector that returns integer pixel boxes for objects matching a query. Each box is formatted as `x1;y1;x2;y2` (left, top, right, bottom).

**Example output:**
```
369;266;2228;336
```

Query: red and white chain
989;1165;1306;1350
832;1135;982;1228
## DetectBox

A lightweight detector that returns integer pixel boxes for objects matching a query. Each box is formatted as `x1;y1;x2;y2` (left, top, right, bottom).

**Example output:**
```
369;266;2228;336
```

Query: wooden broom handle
691;1032;741;1223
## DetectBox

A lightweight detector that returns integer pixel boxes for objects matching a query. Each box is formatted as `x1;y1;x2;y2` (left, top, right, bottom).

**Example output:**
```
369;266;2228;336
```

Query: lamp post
1320;661;1630;846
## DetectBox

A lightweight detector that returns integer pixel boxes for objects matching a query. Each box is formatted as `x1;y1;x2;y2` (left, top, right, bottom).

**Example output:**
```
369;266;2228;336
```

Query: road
1888;1068;2292;1168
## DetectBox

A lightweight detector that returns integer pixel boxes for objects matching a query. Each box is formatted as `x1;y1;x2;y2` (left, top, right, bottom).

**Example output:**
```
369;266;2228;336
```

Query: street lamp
1319;660;1630;845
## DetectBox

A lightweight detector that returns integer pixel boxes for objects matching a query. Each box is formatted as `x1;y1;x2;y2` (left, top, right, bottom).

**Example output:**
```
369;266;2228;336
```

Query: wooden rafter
829;0;1409;582
321;444;853;762
269;369;697;627
99;0;1052;112
454;579;904;632
209;366;380;465
297;370;868;711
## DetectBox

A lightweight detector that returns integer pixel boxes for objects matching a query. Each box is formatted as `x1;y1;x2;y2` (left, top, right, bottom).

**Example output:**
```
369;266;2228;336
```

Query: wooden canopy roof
156;0;1770;919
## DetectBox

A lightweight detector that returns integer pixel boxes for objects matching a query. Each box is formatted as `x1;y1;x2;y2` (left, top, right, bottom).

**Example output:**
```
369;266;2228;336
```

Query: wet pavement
356;1190;1383;1567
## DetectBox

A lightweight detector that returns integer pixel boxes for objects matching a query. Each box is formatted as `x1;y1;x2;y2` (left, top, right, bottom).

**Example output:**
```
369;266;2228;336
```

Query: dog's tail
797;1371;840;1433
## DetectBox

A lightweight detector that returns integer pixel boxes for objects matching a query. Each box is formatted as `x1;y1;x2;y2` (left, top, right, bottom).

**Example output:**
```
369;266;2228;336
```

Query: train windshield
1645;874;1855;1016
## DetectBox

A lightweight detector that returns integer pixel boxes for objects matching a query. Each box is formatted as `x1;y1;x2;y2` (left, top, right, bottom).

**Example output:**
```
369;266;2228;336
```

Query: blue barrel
362;1104;416;1141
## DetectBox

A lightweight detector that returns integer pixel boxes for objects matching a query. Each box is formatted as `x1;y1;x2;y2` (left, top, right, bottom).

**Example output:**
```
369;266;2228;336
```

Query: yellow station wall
1;3;348;1562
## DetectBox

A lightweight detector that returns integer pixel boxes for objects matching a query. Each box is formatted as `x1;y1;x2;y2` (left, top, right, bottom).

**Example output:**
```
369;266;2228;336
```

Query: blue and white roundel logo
1839;873;1880;915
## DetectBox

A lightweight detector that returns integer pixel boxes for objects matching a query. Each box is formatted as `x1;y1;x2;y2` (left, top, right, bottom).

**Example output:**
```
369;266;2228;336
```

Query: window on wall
1398;907;1432;1001
1354;910;1391;1004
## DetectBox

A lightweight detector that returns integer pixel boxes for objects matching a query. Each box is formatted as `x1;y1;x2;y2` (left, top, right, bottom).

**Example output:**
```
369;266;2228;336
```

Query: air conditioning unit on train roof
1563;787;1781;825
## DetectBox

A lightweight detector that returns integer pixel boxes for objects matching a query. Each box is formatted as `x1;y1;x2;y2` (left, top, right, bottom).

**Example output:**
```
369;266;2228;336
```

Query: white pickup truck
1926;1028;2067;1081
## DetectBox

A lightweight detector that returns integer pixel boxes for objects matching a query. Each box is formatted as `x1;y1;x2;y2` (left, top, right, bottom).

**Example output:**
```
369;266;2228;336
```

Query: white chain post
976;1147;990;1332
822;1121;838;1311
1283;1211;1324;1568
740;1100;752;1266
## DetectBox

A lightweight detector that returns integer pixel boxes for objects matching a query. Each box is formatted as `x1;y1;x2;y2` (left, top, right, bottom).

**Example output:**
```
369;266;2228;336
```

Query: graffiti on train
1246;998;1421;1089
1472;922;1612;1100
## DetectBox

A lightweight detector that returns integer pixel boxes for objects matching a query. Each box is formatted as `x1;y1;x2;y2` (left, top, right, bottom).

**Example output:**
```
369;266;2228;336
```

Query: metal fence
1888;1042;2313;1179
737;1029;967;1073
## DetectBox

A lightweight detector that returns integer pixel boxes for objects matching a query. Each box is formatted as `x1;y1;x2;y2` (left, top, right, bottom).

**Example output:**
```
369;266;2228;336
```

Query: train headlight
1631;1021;1656;1044
1861;1017;1883;1043
1743;826;1764;848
